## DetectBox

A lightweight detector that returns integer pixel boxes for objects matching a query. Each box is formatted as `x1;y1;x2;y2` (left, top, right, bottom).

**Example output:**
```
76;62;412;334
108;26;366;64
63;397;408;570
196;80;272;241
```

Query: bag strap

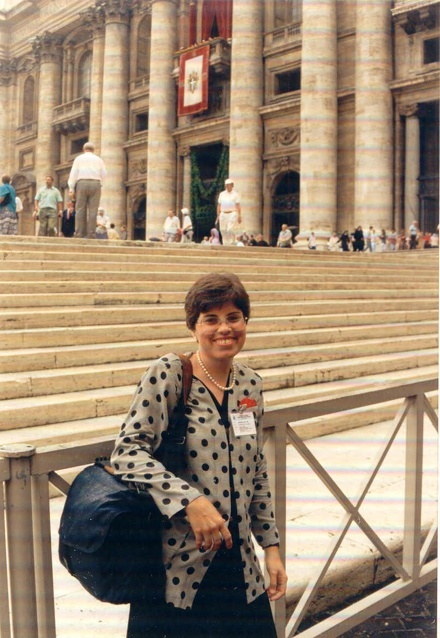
177;353;193;405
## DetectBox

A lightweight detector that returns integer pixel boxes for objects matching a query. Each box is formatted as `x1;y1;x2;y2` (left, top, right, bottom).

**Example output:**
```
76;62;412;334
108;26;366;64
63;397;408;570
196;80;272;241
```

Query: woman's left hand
264;546;288;601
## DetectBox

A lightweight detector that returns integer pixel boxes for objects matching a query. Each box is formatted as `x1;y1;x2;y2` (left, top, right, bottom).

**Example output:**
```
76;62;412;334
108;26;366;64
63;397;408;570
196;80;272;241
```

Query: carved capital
31;32;63;64
150;0;178;6
131;0;151;15
0;58;18;86
80;5;106;35
179;145;191;157
400;103;419;118
97;0;132;24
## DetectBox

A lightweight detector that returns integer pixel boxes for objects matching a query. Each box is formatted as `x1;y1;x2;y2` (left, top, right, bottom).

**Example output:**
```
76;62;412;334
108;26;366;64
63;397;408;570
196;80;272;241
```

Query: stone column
354;0;393;231
99;0;130;228
82;6;106;155
180;146;191;211
403;104;420;232
145;0;178;239
228;0;264;237
297;0;337;249
32;33;62;184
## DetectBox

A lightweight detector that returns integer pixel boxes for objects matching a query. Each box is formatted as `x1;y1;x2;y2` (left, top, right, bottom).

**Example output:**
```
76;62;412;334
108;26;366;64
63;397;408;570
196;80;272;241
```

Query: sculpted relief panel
270;126;300;148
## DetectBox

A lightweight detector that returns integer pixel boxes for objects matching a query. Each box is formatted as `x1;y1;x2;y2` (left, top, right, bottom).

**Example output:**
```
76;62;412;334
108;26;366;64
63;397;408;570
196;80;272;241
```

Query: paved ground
49;417;437;637
340;580;437;637
295;577;437;637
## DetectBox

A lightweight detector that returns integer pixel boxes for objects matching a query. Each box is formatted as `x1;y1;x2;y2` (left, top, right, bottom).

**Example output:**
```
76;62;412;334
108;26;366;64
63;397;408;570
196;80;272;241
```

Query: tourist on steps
216;178;242;246
111;272;287;638
0;174;18;236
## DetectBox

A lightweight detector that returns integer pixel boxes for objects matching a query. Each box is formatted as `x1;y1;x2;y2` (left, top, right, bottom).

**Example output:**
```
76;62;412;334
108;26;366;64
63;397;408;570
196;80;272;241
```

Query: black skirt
128;388;277;638
127;524;277;638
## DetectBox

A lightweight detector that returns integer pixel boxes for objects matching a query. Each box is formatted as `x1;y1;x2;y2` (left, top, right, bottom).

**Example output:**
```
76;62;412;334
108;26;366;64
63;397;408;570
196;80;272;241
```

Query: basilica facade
0;0;438;245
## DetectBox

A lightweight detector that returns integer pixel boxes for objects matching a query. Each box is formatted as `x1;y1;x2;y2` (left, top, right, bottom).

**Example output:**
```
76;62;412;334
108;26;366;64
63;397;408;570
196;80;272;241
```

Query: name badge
230;412;257;437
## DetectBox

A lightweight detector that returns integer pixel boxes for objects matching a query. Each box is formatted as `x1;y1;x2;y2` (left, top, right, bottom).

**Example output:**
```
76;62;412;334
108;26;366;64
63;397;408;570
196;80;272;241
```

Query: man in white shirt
68;142;107;238
277;224;292;248
216;178;242;245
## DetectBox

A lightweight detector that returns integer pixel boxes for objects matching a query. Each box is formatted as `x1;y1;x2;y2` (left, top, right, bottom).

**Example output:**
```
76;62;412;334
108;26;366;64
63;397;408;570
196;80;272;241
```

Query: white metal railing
0;378;437;638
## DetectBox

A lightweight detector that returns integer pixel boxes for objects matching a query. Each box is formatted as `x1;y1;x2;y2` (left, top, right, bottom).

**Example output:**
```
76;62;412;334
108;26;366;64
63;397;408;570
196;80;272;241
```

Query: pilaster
31;32;63;184
0;59;17;173
81;5;106;154
402;103;420;232
180;145;191;213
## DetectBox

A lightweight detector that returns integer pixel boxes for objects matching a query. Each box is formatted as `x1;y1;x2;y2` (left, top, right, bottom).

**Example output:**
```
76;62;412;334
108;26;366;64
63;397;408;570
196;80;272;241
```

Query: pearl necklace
196;352;236;392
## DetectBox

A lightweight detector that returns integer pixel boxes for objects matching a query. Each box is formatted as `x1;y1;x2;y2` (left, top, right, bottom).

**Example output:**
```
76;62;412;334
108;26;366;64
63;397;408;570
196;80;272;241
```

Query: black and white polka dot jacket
111;353;280;610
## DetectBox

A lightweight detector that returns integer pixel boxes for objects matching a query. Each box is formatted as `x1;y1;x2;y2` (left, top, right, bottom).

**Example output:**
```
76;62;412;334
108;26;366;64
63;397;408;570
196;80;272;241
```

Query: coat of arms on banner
178;45;210;116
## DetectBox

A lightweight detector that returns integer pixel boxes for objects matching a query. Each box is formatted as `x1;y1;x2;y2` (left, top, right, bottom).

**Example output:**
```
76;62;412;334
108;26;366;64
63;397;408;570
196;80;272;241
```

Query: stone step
0;288;437;309
1;333;436;401
0;301;437;330
0;365;436;449
0;350;436;431
264;364;439;407
1;278;437;294
0;320;436;372
0;310;437;349
0;268;437;284
1;240;437;270
0;298;438;330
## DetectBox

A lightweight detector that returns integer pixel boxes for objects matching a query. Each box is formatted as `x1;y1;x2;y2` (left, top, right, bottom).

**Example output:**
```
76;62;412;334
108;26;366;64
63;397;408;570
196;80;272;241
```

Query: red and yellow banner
178;45;209;117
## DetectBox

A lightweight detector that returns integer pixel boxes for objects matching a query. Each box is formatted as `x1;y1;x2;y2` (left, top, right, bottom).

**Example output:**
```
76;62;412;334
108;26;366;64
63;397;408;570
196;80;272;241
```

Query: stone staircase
0;236;438;448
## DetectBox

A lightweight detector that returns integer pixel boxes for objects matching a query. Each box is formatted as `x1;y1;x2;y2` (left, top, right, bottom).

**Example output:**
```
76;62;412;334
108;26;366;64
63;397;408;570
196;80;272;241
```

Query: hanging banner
178;45;209;117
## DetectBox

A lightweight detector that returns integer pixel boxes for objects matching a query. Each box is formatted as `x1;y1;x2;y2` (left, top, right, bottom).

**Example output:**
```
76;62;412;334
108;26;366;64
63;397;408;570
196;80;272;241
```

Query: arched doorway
133;197;146;240
271;171;300;245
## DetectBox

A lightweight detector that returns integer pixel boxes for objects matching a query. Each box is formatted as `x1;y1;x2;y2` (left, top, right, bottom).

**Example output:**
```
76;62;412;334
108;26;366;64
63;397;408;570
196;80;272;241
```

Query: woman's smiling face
193;302;247;363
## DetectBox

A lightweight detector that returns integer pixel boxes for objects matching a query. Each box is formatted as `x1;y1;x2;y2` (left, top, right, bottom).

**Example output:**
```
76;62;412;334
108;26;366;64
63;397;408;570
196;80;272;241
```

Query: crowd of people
326;224;439;252
0;142;129;240
1;165;437;251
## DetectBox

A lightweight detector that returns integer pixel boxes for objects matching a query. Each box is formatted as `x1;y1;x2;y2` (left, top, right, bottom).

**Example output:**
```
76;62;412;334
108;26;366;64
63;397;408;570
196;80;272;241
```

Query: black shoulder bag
58;354;193;604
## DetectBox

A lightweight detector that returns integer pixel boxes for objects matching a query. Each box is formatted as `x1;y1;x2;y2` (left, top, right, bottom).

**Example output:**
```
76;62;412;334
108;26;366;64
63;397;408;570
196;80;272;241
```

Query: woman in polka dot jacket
111;272;287;638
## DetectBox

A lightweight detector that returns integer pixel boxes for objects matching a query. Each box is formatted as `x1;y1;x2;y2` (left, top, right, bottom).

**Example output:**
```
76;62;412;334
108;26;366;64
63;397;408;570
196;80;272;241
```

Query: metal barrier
0;378;437;638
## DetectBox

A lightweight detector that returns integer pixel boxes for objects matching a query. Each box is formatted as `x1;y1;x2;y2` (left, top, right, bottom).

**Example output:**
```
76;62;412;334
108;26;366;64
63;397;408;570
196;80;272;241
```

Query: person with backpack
0;174;18;235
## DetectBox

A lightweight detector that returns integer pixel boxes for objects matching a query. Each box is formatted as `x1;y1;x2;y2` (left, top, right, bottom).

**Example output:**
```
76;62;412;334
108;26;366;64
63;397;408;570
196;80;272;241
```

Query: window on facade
135;112;149;133
71;137;88;155
275;69;301;95
423;37;439;64
78;51;92;99
190;0;232;44
137;14;151;77
22;76;35;124
274;0;302;27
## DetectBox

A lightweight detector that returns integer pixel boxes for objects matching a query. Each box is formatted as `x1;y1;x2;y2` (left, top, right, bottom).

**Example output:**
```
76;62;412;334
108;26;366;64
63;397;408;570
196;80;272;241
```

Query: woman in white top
181;208;193;243
164;210;180;242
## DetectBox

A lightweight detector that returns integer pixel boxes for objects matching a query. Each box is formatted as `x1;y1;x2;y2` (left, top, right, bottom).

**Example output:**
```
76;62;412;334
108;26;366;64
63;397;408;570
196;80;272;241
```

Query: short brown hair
2;175;11;184
185;272;250;330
